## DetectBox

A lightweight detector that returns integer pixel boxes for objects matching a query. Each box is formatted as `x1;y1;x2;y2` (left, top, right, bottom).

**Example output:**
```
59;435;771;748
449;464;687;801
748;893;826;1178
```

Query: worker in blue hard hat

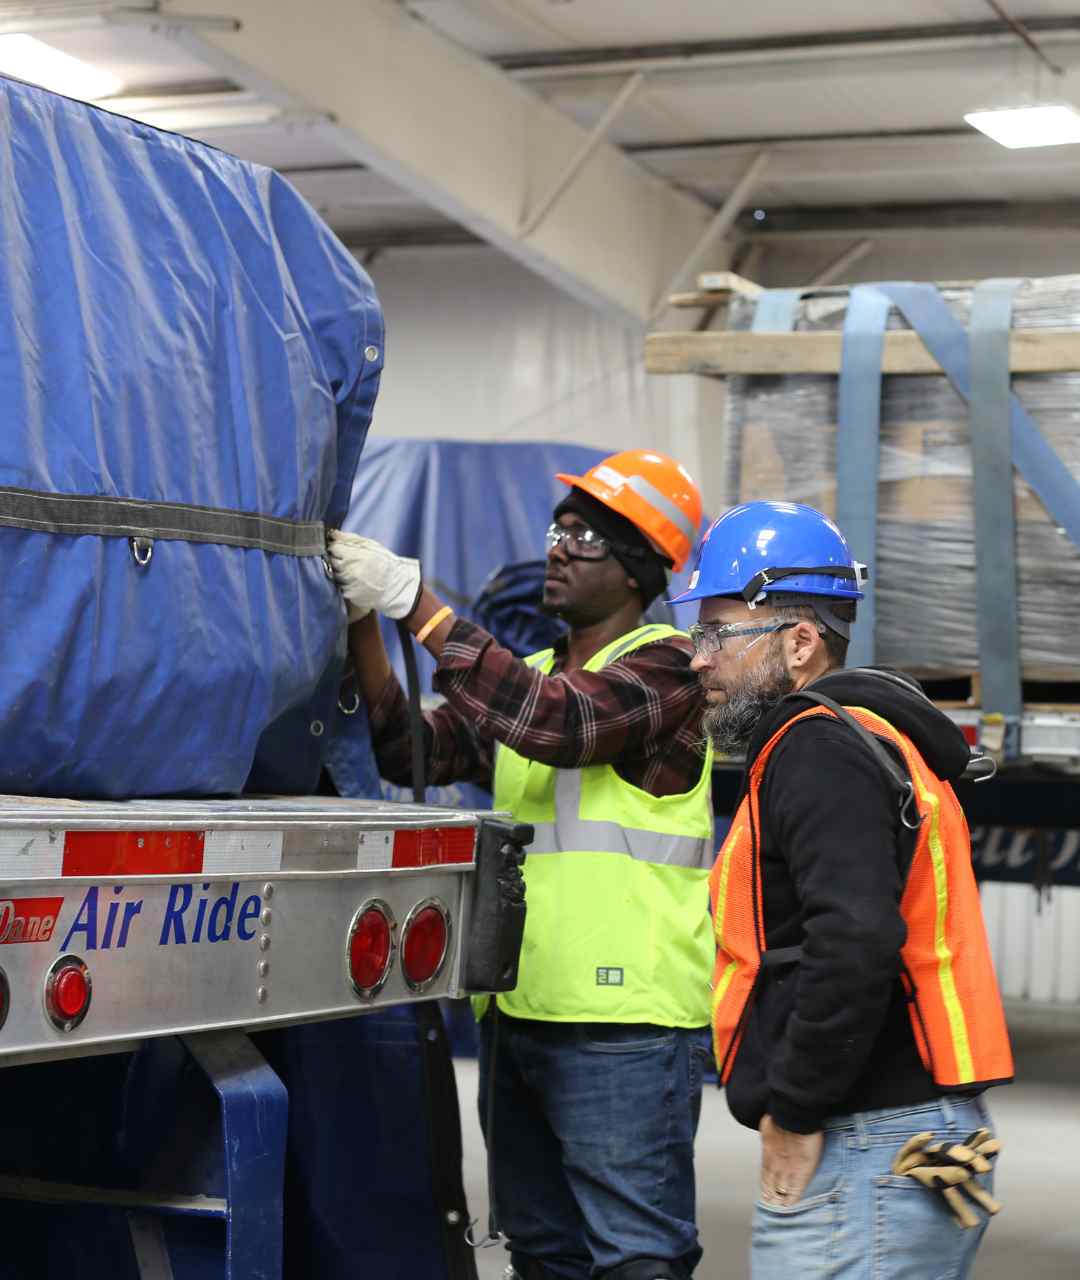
673;501;1012;1280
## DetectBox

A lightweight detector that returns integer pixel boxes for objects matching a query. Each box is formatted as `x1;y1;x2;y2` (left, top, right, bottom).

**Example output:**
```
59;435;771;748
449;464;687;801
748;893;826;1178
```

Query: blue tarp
0;76;382;796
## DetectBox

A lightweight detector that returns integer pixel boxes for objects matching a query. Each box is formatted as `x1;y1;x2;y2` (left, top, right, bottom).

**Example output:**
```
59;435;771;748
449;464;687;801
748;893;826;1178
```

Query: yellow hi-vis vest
475;623;715;1026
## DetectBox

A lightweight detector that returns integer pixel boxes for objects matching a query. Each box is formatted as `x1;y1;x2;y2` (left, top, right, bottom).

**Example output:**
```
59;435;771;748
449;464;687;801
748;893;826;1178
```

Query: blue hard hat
669;501;867;607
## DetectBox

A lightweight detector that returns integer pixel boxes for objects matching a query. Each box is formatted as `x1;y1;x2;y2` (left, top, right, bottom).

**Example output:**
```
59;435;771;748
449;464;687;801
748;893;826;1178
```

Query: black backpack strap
757;690;925;973
757;691;923;972
790;689;924;832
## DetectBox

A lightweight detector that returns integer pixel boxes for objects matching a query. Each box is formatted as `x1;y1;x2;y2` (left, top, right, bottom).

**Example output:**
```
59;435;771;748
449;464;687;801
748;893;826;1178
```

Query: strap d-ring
338;688;360;716
130;537;154;567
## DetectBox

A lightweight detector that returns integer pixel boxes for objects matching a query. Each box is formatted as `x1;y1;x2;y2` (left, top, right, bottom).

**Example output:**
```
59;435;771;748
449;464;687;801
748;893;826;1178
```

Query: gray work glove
326;530;422;622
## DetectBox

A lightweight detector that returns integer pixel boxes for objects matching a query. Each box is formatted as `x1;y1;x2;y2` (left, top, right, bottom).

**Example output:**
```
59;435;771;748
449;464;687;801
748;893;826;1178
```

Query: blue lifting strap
837;285;892;667
874;281;1080;756
751;288;807;332
874;282;1080;550
969;279;1024;751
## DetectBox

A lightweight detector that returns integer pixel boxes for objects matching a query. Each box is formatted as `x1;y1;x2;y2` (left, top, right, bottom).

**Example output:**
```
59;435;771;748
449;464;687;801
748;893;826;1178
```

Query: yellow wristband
414;604;454;645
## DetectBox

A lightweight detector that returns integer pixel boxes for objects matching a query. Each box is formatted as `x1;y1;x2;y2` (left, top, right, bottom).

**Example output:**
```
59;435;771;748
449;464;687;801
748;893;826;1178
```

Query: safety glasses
545;522;614;561
687;619;798;657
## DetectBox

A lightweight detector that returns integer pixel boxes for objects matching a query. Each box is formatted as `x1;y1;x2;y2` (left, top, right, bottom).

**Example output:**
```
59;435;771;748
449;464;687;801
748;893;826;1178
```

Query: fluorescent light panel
965;103;1080;149
0;33;121;101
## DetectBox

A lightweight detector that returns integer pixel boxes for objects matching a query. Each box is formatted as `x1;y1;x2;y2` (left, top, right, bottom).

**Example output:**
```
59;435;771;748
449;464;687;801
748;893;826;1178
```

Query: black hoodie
725;666;974;1135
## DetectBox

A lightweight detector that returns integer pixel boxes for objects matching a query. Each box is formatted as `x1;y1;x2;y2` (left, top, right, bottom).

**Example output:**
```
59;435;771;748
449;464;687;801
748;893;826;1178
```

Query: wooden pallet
646;327;1080;376
916;670;1080;711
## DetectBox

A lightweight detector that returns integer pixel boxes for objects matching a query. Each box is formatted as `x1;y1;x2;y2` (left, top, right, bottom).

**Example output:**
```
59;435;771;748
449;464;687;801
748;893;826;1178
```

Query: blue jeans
478;1012;713;1279
751;1095;998;1280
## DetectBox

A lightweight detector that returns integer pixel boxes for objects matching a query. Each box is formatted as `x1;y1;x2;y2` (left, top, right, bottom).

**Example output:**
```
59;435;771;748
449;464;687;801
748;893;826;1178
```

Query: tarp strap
837;285;892;667
0;486;326;556
969;278;1024;751
751;288;806;332
874;283;1080;550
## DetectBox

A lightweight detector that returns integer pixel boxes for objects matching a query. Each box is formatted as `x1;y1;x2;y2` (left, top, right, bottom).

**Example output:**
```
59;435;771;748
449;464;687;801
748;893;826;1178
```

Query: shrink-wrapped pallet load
722;279;1080;685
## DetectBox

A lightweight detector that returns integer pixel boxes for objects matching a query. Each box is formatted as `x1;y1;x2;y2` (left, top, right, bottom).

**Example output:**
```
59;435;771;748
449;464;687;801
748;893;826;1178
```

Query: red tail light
347;901;395;998
401;899;450;992
44;955;92;1031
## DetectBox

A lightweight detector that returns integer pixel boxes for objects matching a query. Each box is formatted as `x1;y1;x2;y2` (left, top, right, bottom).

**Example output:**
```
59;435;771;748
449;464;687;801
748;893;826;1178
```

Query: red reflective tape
392;827;476;868
62;831;206;877
960;724;979;747
0;896;64;945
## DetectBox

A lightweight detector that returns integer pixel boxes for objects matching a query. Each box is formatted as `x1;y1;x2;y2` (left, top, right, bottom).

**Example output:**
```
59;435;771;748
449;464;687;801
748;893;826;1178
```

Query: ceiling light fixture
0;34;121;101
967;1;1080;147
965;102;1080;148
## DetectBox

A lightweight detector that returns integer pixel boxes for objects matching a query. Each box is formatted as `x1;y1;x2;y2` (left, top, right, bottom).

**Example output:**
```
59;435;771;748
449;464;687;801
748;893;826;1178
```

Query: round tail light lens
401;899;450;992
347;901;394;998
44;955;91;1031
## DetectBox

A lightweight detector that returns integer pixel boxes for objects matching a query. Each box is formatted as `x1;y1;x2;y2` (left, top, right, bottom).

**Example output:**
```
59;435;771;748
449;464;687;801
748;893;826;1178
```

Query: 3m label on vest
596;967;623;986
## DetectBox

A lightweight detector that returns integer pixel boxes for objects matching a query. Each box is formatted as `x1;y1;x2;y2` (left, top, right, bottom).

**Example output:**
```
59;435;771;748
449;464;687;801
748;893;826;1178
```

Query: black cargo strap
741;564;862;604
397;620;427;804
0;485;326;556
414;999;479;1280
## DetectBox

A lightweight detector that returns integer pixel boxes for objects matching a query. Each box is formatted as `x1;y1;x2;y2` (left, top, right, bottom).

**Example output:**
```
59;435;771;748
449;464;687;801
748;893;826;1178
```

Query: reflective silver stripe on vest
527;769;713;870
623;474;696;545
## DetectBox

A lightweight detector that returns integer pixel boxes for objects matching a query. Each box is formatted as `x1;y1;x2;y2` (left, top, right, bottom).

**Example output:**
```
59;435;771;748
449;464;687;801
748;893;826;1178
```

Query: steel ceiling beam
652;149;768;319
159;0;715;324
0;3;238;36
496;17;1080;78
807;239;875;286
739;201;1080;240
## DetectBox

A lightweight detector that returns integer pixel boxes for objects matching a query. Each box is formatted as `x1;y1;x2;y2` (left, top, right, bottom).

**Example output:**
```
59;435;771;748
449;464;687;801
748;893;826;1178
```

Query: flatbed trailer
0;794;517;1067
0;796;527;1280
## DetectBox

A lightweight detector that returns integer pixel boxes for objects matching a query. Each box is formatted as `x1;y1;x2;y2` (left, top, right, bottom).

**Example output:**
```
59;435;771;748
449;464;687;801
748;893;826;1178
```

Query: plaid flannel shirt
369;617;705;798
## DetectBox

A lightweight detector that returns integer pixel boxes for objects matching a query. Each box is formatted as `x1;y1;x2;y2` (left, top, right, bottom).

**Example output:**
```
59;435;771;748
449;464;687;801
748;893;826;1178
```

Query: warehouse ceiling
5;1;1080;318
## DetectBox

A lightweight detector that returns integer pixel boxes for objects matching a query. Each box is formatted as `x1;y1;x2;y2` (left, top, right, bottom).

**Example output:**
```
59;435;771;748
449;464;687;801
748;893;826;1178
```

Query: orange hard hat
555;449;702;572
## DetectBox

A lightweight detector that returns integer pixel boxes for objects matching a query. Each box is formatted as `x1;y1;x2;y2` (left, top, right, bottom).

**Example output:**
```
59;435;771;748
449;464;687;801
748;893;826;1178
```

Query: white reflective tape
528;772;713;869
0;831;64;879
356;831;394;871
591;464;627;491
202;831;283;874
623;474;696;544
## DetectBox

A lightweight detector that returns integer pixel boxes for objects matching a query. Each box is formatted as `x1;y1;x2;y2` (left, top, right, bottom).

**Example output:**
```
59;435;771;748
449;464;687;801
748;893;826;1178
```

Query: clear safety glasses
545;522;613;561
688;619;798;658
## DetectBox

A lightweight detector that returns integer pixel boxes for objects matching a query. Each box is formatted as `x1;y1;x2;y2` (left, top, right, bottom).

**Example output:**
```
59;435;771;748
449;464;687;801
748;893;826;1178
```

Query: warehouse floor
456;1015;1080;1279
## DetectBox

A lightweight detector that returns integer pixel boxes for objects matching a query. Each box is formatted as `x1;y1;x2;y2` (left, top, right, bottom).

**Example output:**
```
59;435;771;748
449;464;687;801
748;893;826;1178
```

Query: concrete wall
364;245;728;510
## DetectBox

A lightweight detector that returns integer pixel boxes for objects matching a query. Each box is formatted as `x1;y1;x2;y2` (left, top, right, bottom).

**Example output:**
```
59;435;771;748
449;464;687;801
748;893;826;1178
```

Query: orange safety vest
709;704;1014;1090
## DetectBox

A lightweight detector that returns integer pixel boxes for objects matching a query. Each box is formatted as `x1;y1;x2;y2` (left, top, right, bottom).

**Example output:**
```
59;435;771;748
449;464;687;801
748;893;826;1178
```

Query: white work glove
326;530;422;622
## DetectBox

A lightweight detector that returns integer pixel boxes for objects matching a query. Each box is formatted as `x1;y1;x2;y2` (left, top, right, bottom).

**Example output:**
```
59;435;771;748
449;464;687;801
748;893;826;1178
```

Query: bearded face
702;634;795;756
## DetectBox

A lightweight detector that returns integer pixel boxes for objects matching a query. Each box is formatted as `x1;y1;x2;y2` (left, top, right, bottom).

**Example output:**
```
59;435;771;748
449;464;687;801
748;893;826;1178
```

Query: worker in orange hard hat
555;449;703;574
329;448;716;1280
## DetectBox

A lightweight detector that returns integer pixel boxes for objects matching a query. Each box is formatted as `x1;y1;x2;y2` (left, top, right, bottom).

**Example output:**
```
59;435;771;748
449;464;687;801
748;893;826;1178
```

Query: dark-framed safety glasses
687;619;799;657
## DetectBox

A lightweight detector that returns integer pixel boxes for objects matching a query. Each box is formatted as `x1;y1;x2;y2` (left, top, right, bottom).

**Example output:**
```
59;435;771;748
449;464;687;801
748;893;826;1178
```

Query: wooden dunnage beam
645;328;1080;375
